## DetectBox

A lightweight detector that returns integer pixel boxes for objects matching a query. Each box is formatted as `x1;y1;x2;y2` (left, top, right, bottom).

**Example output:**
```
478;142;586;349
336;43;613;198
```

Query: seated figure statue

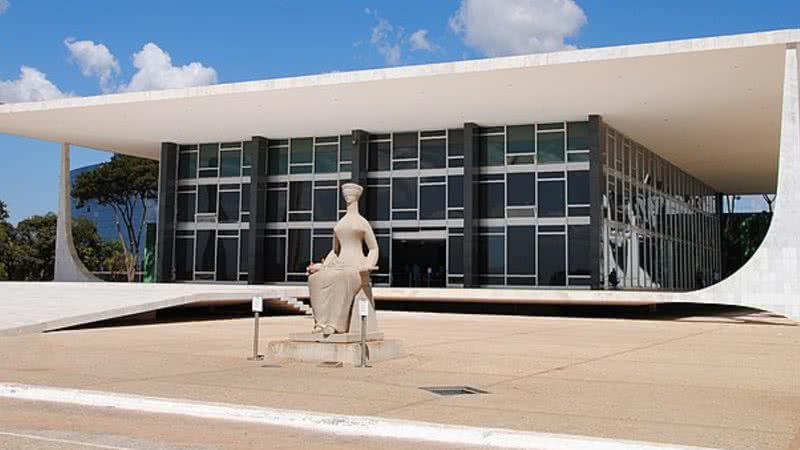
306;182;378;337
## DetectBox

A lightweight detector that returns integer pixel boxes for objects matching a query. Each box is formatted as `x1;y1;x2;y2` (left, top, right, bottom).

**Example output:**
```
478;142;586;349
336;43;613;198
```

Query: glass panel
197;185;217;214
367;187;389;221
264;237;285;282
314;145;338;173
568;171;590;205
567;122;589;150
218;191;240;223
241;184;250;212
393;132;418;159
448;129;464;157
479;183;504;218
448;235;463;275
507;125;534;154
195;230;216;272
239;230;248;272
199;143;218;168
507;226;535;275
539;234;566;286
339;135;352;162
312;236;331;264
420;184;445;220
289;181;312;211
177;193;195;222
220;150;241;177
242;144;253;167
567;152;590;162
266;190;286;222
479;235;504;275
314;189;338;221
448;175;463;208
537;132;565;164
392;177;417;209
287;229;311;273
175;238;194;281
290;138;313;164
376;236;390;275
178;152;197;179
538;181;565;217
569;225;590;276
216;237;238;281
507;173;535;206
268;147;288;175
479;135;505;166
368;142;391;171
420;138;446;169
393;160;417;170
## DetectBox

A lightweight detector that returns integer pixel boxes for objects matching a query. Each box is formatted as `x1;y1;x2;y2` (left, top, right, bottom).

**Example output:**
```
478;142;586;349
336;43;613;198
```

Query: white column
53;143;101;282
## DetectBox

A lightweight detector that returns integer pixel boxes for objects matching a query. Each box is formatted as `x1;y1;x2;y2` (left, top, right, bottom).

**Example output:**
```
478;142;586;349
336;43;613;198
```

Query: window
199;144;218;168
197;185;217;214
420;182;445;220
569;225;591;276
568;171;590;205
287;229;311;274
537;131;565;164
175;238;194;280
507;125;535;164
448;175;463;208
178;152;197;179
264;235;285;282
448;235;463;275
218;190;240;223
539;234;565;286
290;138;313;174
195;230;216;273
567;122;589;150
239;230;249;274
177;192;195;222
393;132;418;170
420;138;446;169
268;145;288;175
368;141;391;171
506;173;535;206
314;184;338;221
479;134;504;166
219;149;241;177
289;181;312;221
314;143;338;173
241;184;250;213
448;129;464;167
216;237;238;281
266;185;287;222
479;234;504;275
538;179;564;217
367;184;389;221
339;135;353;172
507;226;535;275
392;177;417;210
479;180;504;218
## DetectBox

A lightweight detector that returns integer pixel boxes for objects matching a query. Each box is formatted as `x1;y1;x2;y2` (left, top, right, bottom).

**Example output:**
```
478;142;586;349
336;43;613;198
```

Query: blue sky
0;0;796;223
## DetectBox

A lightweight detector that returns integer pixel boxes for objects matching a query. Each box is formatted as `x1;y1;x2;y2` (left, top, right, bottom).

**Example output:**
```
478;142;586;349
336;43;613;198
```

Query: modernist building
1;30;799;320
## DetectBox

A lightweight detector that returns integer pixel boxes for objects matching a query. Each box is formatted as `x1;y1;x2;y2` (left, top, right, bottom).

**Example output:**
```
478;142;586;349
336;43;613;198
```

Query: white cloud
120;43;218;92
0;66;67;103
0;0;9;14
409;29;435;52
64;38;120;92
449;0;587;57
370;17;403;65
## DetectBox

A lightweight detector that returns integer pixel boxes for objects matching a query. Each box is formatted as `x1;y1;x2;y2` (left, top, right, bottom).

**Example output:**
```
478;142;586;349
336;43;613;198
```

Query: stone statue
305;182;379;337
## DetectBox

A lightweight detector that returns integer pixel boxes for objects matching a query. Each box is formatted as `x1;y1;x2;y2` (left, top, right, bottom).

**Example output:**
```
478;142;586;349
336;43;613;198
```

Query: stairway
269;297;312;315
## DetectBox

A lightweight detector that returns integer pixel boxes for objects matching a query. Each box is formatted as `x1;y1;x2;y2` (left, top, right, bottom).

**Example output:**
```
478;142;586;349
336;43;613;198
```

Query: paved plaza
0;310;798;449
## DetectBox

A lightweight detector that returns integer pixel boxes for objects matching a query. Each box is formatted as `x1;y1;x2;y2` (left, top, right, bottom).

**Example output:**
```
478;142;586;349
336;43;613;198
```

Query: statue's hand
359;265;379;273
306;263;323;275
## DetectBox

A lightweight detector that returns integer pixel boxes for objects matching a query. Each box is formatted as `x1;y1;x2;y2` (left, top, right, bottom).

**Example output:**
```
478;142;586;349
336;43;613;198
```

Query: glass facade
601;124;721;290
165;118;721;291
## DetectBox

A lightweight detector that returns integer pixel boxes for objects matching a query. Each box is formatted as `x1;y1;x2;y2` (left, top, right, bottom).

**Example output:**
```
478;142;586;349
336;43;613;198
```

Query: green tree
0;200;12;280
72;154;158;282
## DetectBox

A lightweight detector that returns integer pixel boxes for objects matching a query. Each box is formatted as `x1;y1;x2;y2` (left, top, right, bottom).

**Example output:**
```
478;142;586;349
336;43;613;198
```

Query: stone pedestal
268;339;405;366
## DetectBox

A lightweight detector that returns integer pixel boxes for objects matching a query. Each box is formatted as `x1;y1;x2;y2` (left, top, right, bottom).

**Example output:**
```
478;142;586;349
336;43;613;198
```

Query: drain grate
420;386;489;396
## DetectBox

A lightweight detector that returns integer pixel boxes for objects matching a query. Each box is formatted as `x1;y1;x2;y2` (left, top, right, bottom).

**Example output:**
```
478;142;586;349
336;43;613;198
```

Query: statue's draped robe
308;218;370;333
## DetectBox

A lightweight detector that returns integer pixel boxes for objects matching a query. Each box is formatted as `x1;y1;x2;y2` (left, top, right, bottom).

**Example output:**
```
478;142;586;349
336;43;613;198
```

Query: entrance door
391;239;446;287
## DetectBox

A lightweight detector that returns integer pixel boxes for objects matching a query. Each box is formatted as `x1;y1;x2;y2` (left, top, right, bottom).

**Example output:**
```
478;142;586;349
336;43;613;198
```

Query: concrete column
53;143;101;282
155;142;177;282
248;136;268;284
351;130;370;215
588;115;604;289
462;122;480;287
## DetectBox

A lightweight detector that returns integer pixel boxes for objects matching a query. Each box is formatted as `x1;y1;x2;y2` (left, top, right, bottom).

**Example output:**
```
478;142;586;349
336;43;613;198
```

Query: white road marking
0;430;138;450
0;383;720;450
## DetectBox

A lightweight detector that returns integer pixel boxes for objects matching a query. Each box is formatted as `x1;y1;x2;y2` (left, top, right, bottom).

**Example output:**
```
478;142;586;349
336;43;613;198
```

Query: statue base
268;338;406;366
288;332;384;343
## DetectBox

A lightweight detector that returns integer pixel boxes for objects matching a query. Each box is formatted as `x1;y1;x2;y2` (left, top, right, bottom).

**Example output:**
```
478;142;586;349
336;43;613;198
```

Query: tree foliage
72;154;158;281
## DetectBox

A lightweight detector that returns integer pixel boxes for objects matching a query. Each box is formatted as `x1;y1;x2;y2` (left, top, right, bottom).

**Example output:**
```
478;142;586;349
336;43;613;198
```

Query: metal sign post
248;296;264;361
358;298;370;368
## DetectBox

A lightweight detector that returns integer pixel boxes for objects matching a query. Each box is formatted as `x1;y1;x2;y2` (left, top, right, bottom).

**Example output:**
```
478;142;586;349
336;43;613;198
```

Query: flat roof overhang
1;29;798;193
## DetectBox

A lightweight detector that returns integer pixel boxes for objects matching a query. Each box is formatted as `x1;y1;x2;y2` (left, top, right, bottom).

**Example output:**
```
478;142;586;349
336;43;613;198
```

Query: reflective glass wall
601;124;721;290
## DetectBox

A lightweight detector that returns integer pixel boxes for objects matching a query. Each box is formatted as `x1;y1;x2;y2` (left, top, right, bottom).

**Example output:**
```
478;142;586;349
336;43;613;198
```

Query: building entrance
391;239;446;288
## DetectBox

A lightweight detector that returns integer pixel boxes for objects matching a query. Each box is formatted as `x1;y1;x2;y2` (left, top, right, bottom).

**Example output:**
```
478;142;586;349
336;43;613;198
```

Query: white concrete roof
1;29;798;193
